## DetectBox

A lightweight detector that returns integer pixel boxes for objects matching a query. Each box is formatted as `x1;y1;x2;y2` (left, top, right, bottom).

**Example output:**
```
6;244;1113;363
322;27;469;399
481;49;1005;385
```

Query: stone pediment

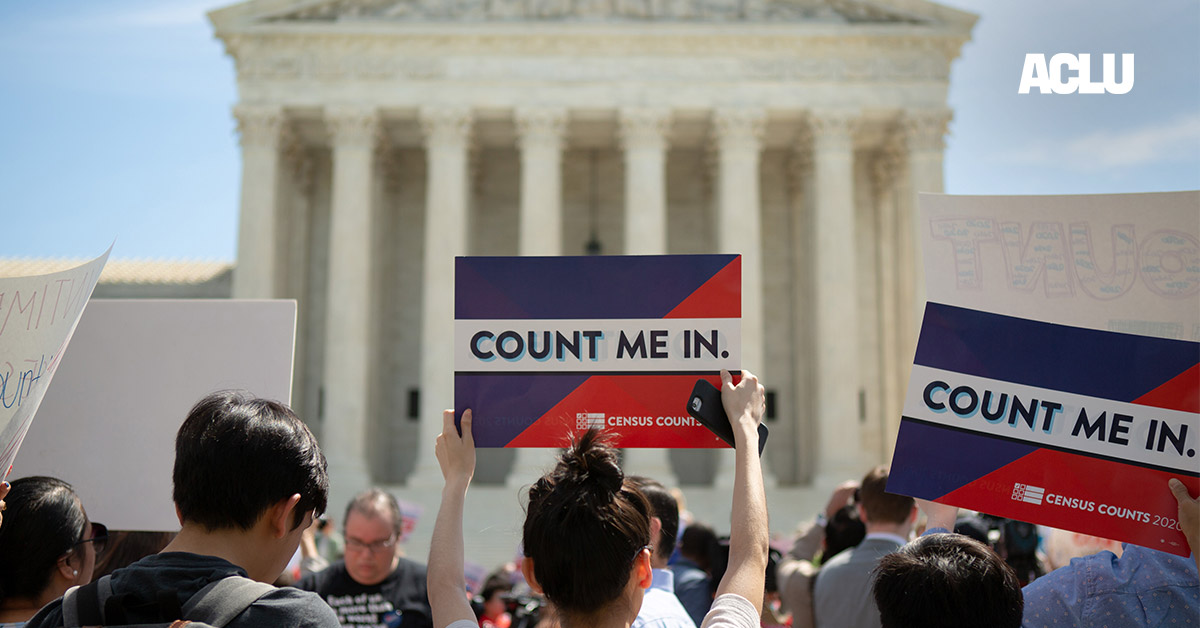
250;0;957;25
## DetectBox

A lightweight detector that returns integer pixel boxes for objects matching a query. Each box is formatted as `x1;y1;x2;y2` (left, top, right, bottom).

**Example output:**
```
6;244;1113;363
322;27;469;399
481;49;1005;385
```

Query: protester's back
26;391;340;628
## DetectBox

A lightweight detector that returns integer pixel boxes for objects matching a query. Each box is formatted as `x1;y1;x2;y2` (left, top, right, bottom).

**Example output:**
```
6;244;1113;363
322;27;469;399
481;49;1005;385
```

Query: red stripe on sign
663;256;741;319
934;448;1195;556
1132;363;1200;414
505;374;731;448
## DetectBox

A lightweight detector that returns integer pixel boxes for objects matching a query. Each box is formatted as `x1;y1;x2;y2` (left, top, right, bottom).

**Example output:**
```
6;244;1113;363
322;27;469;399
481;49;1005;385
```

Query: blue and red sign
454;255;741;448
889;302;1199;555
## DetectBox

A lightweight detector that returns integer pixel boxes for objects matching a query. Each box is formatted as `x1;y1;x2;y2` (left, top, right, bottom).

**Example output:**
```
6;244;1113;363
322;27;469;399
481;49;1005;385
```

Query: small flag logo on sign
1012;483;1045;505
576;412;605;431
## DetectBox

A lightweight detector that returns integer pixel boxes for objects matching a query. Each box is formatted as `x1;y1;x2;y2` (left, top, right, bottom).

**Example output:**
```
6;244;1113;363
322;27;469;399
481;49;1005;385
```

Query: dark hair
345;488;403;539
824;504;866;561
872;533;1024;628
678;523;719;571
522;430;651;616
859;466;913;525
628;476;679;560
0;476;87;603
173;391;328;531
93;531;175;580
480;573;512;602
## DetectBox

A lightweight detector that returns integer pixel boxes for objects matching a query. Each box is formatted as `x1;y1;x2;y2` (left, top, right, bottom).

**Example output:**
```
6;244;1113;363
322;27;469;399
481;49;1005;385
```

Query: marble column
618;106;678;485
412;106;474;486
896;110;951;363
872;145;903;463
809;110;863;483
508;107;567;487
787;139;817;485
322;105;379;509
712;107;767;486
231;104;284;299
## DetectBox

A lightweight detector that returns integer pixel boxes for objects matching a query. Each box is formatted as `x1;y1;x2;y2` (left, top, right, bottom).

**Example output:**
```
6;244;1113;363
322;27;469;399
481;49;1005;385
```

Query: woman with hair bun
0;476;105;626
430;370;770;628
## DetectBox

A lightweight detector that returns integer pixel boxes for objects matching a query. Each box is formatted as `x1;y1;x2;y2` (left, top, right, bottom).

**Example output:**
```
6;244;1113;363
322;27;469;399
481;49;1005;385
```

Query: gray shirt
812;535;905;628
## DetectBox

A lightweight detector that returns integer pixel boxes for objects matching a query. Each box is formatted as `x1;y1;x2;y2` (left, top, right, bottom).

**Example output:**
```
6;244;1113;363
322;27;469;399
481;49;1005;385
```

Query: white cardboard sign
0;249;110;477
13;299;297;531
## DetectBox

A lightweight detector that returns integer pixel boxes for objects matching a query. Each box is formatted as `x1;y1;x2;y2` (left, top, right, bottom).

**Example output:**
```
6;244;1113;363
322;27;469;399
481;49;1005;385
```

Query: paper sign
455;255;740;448
13;299;296;531
888;192;1199;555
0;248;110;478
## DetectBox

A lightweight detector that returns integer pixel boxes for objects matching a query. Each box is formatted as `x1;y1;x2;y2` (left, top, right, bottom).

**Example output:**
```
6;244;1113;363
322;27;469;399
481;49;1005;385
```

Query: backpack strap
181;576;276;628
61;575;112;627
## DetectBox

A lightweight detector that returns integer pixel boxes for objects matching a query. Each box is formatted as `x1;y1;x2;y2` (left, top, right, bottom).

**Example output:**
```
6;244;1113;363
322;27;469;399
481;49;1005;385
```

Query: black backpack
58;574;275;628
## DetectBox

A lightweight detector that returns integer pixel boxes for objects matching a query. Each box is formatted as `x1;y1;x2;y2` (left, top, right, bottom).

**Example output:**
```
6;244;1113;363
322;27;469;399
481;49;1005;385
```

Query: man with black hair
628;476;697;628
872;533;1023;628
295;488;433;628
27;390;339;627
812;466;916;628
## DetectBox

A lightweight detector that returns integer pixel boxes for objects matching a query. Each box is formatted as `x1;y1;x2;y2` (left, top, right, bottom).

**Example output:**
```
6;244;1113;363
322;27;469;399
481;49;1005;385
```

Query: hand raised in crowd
435;409;476;491
719;368;765;442
1167;478;1199;572
915;497;958;533
825;480;859;521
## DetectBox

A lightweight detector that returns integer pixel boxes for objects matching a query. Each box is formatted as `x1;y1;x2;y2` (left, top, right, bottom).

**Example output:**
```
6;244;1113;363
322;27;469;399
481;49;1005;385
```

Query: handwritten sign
0;248;110;478
888;192;1199;555
454;255;740;448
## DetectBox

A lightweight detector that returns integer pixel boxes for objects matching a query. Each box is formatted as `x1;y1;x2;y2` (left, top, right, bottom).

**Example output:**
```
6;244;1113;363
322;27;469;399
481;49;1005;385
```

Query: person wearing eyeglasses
0;476;105;626
296;489;434;628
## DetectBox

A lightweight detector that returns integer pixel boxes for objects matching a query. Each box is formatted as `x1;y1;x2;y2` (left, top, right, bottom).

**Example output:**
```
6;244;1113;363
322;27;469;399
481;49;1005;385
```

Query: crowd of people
0;369;1195;628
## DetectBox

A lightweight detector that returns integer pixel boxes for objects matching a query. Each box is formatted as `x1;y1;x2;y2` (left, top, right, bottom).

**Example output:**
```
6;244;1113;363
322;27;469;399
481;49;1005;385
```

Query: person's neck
162;523;281;583
0;587;65;623
864;522;912;541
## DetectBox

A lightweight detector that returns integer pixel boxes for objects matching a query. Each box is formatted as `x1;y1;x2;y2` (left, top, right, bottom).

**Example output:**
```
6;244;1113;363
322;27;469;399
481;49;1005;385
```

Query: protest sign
455;255;740;448
14;299;296;531
0;248;110;478
888;192;1199;555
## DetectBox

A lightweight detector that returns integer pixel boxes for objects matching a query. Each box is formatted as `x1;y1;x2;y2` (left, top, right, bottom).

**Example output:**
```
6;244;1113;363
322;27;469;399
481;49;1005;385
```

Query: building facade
209;0;974;559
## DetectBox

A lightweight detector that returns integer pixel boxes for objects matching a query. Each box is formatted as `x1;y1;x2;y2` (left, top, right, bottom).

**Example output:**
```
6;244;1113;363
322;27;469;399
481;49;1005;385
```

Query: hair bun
559;429;624;498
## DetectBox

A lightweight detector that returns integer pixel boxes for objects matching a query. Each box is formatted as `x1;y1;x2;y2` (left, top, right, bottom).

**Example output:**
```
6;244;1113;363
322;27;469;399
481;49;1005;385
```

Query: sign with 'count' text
888;192;1199;555
454;255;740;448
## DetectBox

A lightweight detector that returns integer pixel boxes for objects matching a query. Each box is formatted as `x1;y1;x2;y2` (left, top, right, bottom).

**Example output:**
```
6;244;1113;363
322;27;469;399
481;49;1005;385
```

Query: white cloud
1005;113;1200;171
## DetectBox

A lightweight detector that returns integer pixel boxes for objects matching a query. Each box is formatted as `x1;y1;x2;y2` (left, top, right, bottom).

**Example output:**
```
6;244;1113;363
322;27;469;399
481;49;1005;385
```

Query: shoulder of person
23;597;64;628
238;586;341;627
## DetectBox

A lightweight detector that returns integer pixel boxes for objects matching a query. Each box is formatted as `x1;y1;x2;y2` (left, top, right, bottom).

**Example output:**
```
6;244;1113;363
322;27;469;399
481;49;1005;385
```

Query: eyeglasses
345;535;397;554
71;521;108;556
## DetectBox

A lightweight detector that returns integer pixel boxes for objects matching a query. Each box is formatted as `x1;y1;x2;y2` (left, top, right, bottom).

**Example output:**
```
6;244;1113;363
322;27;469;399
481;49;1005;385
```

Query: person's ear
856;503;869;525
57;553;80;582
635;548;653;589
175;504;185;526
520;557;542;594
649;517;662;555
268;494;303;539
908;504;919;525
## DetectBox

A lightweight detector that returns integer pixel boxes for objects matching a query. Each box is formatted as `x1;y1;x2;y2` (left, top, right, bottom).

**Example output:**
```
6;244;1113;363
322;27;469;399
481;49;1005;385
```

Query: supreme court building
206;0;975;557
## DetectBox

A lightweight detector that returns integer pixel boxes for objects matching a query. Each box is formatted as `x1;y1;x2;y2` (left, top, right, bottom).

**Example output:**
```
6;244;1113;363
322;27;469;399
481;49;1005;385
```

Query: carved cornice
618;107;672;152
514;107;568;151
711;107;765;153
901;108;952;152
419;106;474;148
268;0;932;25
326;105;381;148
221;33;963;84
808;109;859;152
233;104;284;149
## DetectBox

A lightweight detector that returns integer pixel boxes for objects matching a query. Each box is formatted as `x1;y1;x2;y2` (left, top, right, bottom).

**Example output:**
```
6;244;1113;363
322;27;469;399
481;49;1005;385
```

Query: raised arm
429;409;478;628
712;369;770;614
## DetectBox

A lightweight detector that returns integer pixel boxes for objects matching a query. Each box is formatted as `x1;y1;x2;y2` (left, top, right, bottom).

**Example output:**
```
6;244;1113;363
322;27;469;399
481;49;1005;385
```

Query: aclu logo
1012;483;1046;505
1018;53;1134;94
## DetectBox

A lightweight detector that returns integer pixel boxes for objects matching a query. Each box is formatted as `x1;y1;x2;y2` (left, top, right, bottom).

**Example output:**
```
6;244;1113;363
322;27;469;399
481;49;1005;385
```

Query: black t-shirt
26;552;339;628
294;558;432;628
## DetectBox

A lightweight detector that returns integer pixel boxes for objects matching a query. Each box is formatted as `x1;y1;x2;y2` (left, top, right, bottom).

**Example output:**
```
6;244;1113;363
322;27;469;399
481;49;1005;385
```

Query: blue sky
1;0;1196;262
